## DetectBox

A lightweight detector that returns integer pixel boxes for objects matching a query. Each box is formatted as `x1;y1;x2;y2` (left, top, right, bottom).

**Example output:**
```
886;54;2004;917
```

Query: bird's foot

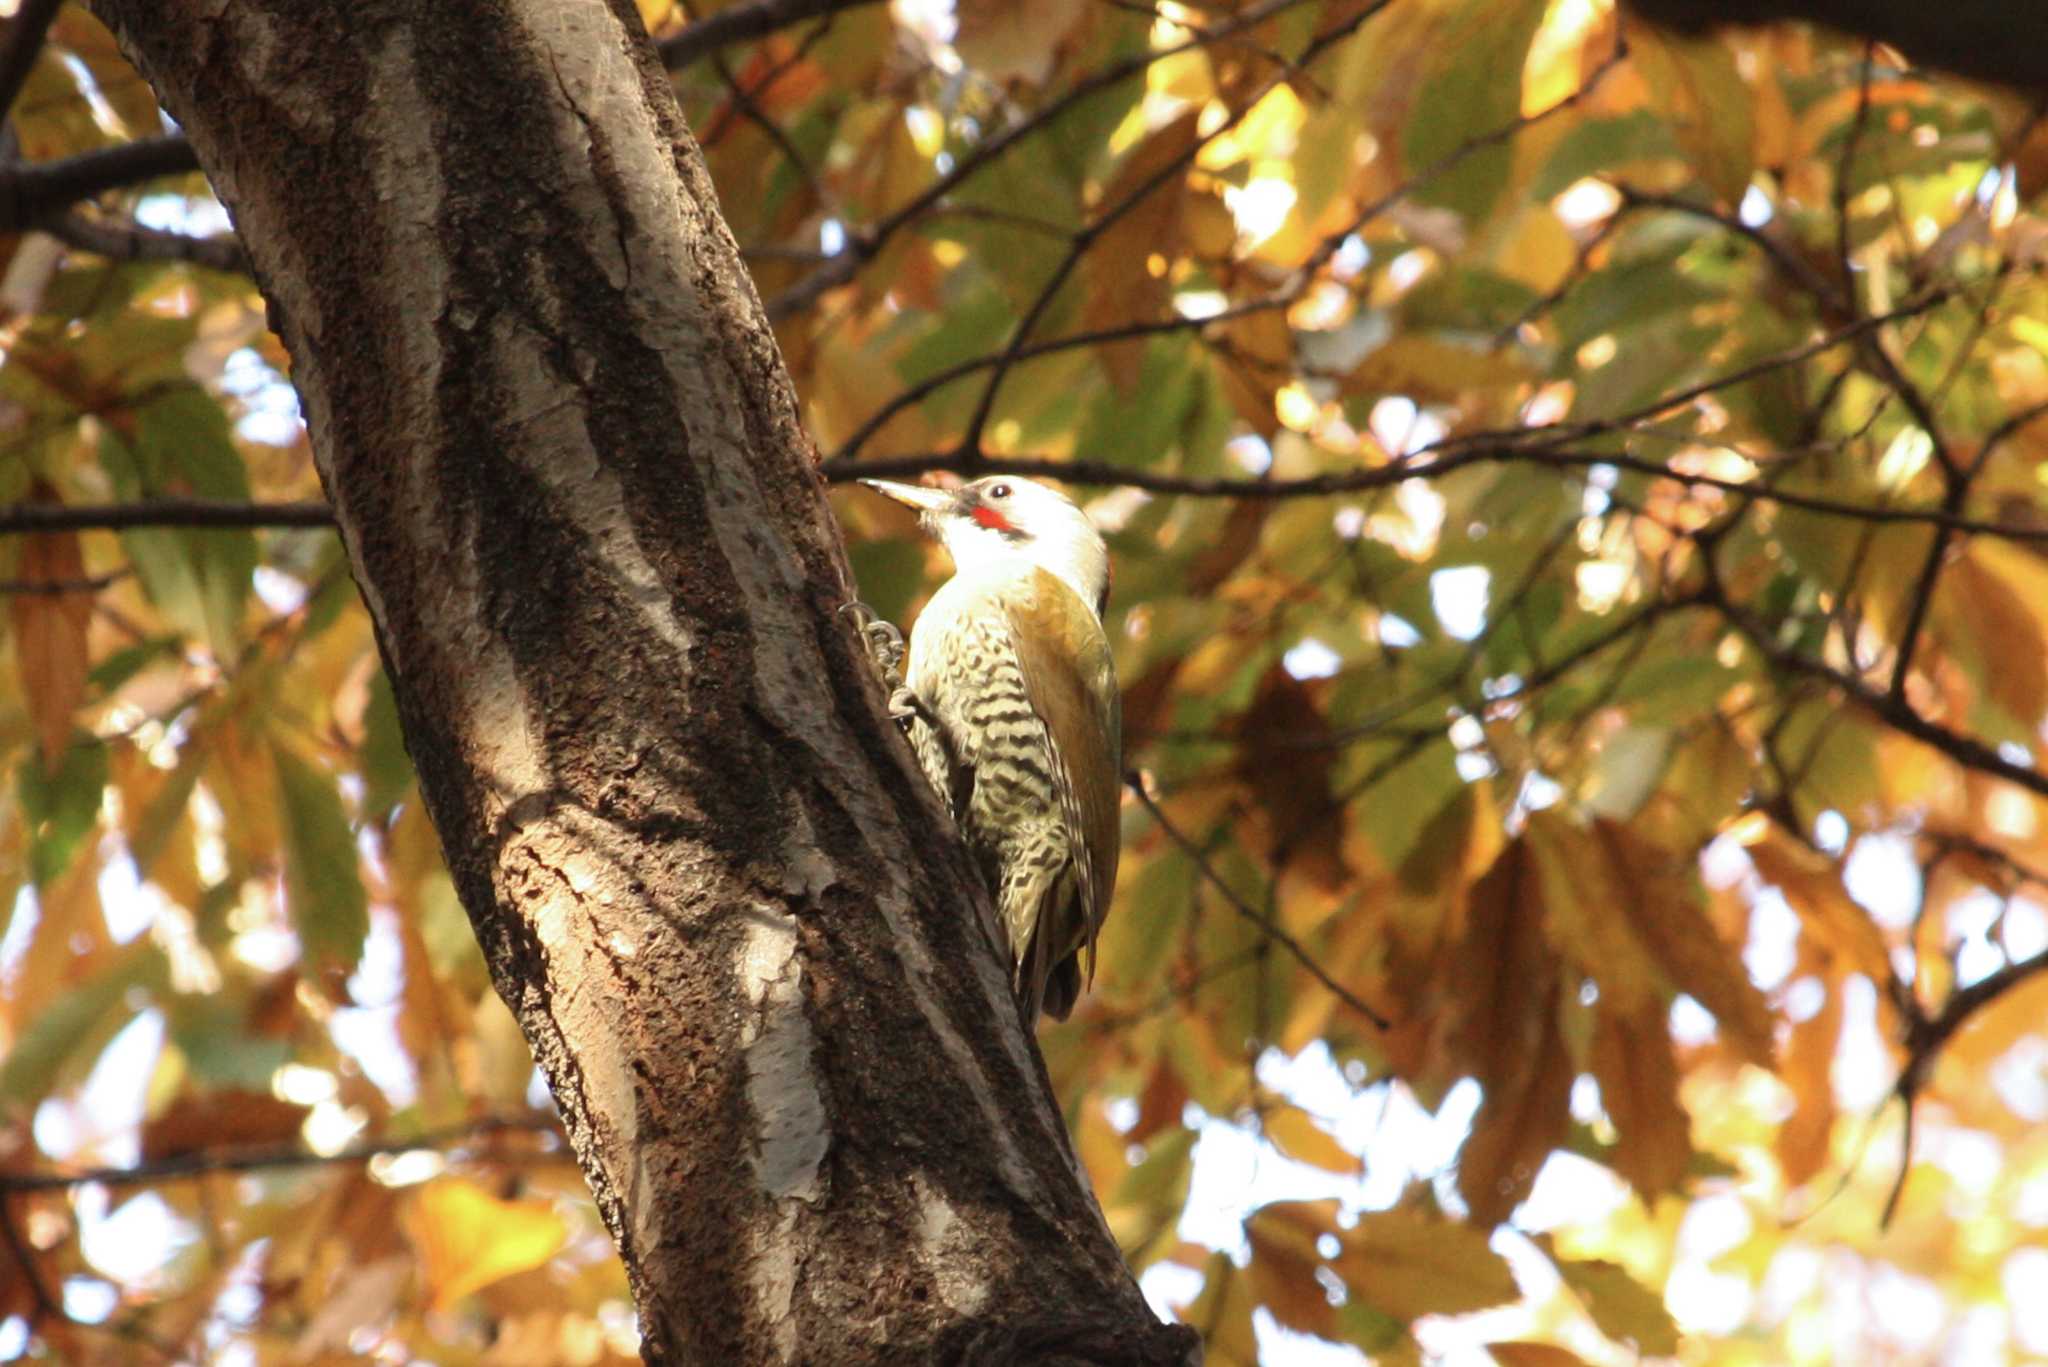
842;601;906;682
888;683;938;731
843;601;921;733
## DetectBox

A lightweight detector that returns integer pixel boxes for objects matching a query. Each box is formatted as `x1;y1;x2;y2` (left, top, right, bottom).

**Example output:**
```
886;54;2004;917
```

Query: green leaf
361;669;415;819
1075;338;1200;470
164;990;294;1090
1532;112;1679;199
1404;0;1548;224
848;538;929;629
87;634;183;695
18;739;107;886
1630;25;1755;207
128;742;205;881
1113;1124;1195;1213
99;384;257;659
272;740;368;972
0;939;163;1108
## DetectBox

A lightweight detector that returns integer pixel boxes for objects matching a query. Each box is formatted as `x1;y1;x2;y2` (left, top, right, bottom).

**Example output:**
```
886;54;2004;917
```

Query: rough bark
86;3;1194;1363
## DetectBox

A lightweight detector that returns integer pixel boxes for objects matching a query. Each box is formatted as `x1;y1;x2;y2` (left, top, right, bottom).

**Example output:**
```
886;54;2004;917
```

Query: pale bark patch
911;1175;989;1316
736;906;828;1356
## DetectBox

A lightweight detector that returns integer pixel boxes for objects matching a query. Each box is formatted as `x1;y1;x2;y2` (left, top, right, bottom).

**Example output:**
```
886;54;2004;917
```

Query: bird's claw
864;619;905;677
843;602;912;730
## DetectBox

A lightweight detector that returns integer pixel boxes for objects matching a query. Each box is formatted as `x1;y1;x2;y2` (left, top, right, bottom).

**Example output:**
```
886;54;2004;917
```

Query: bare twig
43;209;248;274
1128;775;1390;1029
0;498;332;535
657;0;883;69
0;1115;563;1194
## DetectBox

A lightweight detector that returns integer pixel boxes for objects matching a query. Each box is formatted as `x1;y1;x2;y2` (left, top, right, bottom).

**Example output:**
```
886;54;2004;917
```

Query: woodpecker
861;476;1121;1021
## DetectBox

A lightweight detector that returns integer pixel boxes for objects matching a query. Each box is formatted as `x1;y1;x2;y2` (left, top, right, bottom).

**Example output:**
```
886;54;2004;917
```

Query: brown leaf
1446;841;1559;1082
1459;1005;1573;1226
1185;501;1271;595
1453;844;1572;1223
10;518;95;770
1082;112;1199;392
1589;1000;1692;1202
142;1089;310;1162
1231;667;1350;890
1131;1058;1188;1142
1597;821;1776;1067
1486;1345;1590;1367
1211;308;1293;438
1776;977;1843;1188
1245;1200;1339;1338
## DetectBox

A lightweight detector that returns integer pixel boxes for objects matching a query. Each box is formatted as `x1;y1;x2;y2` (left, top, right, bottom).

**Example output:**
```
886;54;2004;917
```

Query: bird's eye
988;483;1011;499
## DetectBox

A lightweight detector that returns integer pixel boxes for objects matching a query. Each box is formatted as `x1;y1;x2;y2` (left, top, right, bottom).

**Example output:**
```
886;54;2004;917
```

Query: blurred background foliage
2;0;2047;1362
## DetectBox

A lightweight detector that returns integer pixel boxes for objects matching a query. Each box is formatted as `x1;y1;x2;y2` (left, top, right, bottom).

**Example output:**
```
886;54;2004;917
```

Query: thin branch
43;209;248;274
829;433;2048;543
656;0;882;69
1708;578;2048;799
0;134;199;233
0;1115;562;1194
762;0;1328;321
0;498;332;535
0;1;875;235
0;566;129;594
1127;775;1390;1029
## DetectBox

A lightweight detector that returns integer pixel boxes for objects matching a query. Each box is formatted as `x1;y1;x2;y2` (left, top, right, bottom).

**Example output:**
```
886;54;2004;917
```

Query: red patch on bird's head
970;505;1013;532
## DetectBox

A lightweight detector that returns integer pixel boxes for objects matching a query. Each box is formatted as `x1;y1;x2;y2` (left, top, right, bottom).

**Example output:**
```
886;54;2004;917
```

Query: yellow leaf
954;0;1087;86
1625;20;1754;206
1264;1104;1362;1174
1334;1202;1520;1320
1343;335;1529;407
1945;539;2048;728
10;524;94;770
1550;1251;1679;1356
1589;1000;1691;1202
1181;1252;1259;1366
404;1177;568;1312
1745;830;1892;984
1525;813;1662;1014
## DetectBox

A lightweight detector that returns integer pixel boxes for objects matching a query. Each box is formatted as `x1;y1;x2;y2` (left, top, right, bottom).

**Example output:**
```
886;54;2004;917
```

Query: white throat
937;505;1108;618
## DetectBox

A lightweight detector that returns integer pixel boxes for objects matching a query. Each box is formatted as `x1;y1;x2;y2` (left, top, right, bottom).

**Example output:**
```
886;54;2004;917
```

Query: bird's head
861;475;1110;618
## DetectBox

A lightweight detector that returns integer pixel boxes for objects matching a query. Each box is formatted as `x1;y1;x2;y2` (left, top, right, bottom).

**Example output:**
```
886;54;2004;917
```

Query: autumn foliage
4;0;2048;1362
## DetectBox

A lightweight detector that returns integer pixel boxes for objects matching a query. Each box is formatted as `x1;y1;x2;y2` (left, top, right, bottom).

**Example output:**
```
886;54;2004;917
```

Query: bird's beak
859;479;954;514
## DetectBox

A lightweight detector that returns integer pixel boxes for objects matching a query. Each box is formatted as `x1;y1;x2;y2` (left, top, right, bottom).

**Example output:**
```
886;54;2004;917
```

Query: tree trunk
86;3;1193;1362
